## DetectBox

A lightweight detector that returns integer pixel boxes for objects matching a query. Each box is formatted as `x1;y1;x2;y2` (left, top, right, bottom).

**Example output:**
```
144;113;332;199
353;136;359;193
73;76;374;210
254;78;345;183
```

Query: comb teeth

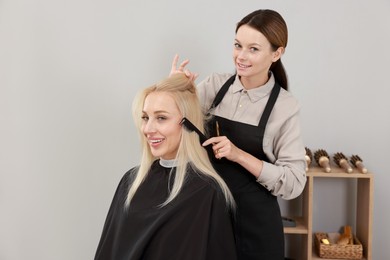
305;147;313;171
314;149;331;172
350;154;362;166
333;152;348;166
314;149;329;164
333;152;353;173
305;147;313;160
350;154;368;173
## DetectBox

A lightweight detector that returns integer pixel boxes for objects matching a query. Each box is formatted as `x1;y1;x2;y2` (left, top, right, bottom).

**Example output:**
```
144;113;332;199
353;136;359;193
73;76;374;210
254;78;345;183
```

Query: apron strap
208;74;281;133
208;75;281;160
258;83;281;129
257;84;280;157
209;75;236;111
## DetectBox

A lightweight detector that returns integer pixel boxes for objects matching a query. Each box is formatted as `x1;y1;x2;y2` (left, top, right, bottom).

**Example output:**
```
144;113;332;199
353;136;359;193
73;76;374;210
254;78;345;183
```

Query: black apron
206;75;284;260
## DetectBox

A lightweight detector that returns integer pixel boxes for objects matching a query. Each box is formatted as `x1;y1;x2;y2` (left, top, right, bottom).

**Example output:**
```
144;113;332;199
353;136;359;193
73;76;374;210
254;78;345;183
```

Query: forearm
234;147;306;200
233;148;264;179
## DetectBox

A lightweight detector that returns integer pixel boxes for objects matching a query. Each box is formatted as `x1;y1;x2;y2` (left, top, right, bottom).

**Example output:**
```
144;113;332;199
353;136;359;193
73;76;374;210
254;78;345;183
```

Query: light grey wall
1;0;389;259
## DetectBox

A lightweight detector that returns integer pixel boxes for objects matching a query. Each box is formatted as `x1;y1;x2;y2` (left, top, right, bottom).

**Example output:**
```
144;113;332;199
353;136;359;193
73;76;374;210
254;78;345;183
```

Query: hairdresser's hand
203;136;242;162
204;135;264;178
170;54;198;81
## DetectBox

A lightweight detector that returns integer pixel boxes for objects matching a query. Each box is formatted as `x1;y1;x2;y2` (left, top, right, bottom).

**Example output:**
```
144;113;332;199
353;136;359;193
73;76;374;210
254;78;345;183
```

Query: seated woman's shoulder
186;167;224;193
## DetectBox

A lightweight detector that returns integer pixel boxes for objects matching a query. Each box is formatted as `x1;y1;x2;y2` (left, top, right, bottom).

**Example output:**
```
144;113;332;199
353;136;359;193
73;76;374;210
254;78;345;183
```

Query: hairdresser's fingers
215;149;222;159
170;54;179;73
222;141;242;162
190;72;199;81
205;136;239;161
202;136;222;147
184;69;199;82
181;59;190;68
203;136;227;154
170;54;191;77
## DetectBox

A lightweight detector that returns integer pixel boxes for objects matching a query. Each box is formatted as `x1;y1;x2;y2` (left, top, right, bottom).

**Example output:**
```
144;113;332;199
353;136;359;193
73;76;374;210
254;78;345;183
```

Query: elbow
277;167;307;200
283;179;306;200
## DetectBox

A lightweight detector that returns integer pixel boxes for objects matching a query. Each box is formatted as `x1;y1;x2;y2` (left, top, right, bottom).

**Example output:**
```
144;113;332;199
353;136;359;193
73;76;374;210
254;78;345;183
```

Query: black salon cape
94;160;237;260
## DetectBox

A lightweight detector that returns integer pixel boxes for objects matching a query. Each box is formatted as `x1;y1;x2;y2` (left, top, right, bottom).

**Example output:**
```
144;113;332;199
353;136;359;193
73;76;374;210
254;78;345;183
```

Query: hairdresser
170;9;306;260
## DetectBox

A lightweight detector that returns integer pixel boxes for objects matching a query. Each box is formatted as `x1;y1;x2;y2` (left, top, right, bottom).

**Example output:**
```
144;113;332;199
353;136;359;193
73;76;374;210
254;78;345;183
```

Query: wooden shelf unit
283;166;373;260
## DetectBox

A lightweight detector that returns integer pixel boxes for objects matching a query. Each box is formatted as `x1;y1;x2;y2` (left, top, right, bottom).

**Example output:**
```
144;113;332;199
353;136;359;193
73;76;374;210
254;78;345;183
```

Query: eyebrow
142;110;170;115
235;39;262;48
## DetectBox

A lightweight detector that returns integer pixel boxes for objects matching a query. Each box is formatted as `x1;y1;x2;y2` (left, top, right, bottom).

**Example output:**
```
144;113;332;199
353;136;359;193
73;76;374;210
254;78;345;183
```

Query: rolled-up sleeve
257;97;306;200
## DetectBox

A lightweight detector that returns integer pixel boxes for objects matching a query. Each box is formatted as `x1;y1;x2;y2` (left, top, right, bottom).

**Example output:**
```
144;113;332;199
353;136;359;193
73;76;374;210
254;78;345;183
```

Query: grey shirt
197;72;306;200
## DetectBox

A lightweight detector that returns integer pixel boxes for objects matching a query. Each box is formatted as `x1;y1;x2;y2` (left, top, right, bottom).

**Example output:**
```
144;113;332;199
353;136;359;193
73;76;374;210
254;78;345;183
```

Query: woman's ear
272;47;284;62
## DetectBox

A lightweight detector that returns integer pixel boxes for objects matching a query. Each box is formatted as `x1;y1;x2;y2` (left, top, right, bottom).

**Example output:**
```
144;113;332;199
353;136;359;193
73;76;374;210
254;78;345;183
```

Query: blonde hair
127;73;235;208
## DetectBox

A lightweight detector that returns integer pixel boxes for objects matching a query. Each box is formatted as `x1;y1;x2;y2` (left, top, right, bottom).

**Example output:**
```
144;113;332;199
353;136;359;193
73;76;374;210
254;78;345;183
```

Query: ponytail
271;59;288;91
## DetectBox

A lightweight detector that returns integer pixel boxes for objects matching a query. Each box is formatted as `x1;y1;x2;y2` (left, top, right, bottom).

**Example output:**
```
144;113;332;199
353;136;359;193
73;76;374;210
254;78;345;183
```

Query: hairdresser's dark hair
236;9;288;90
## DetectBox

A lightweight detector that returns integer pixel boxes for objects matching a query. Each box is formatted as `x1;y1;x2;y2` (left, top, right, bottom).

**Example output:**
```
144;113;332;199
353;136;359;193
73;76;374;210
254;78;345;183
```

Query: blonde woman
94;74;236;260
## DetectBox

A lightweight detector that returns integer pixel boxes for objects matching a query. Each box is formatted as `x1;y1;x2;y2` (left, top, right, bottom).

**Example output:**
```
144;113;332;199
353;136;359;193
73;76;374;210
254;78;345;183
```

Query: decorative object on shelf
333;152;353;173
350;155;368;174
305;147;313;172
314;149;331;173
314;232;363;259
321;238;330;245
337;225;353;245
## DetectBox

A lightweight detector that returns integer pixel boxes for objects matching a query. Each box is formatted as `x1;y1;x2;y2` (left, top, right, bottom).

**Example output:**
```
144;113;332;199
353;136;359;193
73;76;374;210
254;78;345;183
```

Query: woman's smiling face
233;24;282;85
141;92;183;160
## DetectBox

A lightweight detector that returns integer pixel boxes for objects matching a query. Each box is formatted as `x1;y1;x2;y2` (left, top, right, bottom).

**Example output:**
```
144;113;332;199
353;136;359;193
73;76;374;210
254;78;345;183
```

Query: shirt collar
231;73;276;102
159;158;178;168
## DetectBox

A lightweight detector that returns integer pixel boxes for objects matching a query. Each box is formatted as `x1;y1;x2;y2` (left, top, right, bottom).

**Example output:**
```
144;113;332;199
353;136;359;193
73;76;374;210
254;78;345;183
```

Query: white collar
159;158;178;168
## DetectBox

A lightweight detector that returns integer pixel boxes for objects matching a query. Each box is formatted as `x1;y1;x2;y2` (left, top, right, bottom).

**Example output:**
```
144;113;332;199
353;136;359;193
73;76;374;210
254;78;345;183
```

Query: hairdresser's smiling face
233;24;282;88
141;92;182;160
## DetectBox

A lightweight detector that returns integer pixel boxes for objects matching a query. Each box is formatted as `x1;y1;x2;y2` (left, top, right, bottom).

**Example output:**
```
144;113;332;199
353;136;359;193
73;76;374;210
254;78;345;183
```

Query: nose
237;49;248;60
143;119;156;135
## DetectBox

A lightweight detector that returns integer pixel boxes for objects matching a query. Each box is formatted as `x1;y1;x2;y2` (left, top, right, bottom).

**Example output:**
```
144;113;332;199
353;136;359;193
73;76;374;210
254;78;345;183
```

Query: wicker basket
314;232;363;259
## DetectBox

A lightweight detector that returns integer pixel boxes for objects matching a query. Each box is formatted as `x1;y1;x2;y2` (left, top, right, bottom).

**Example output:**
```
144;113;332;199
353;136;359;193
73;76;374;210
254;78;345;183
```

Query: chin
150;150;162;158
237;71;249;78
236;68;247;76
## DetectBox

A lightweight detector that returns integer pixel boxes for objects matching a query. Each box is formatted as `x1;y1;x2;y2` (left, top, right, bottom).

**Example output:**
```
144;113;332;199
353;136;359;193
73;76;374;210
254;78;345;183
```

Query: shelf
283;217;308;234
284;166;373;260
307;166;373;178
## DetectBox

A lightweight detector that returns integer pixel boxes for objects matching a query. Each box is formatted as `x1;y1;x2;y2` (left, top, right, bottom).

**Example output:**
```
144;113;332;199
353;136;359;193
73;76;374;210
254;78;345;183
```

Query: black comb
180;117;208;144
